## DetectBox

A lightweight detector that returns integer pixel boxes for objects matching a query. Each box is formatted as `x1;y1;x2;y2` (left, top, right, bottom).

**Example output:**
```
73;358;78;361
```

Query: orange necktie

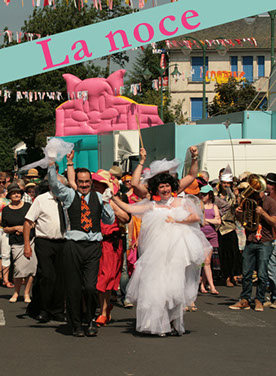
81;195;92;232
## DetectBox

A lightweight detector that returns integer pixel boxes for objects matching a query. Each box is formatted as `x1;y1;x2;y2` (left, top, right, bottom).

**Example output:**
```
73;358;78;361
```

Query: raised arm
111;195;149;215
131;148;149;199
178;146;199;193
110;200;131;225
66;150;77;190
48;164;75;209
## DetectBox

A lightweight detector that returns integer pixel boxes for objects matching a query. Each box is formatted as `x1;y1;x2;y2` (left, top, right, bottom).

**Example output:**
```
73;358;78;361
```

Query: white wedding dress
126;196;212;335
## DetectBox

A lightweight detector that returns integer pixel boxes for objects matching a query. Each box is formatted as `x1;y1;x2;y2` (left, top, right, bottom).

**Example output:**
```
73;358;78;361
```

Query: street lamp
143;53;181;122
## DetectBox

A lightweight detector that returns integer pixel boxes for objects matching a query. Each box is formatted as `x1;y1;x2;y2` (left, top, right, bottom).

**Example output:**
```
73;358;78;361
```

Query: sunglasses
0;180;6;184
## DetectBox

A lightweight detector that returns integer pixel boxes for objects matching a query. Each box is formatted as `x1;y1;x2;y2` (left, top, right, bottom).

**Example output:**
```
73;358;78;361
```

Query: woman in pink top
200;185;221;295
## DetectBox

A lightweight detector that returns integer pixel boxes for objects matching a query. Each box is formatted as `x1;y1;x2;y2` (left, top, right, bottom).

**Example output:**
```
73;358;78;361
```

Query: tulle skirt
126;207;211;335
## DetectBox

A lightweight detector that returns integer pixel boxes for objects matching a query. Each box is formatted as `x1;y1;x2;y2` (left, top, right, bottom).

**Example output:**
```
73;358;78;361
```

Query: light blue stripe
0;1;275;84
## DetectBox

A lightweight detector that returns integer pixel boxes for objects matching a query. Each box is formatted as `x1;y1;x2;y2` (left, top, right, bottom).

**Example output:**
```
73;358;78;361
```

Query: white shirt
25;191;64;240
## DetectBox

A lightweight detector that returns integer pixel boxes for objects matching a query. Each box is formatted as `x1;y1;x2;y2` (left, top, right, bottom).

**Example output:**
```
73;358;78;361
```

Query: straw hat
239;171;252;181
26;168;39;178
92;169;118;193
25;182;37;190
237;182;249;190
109;165;122;179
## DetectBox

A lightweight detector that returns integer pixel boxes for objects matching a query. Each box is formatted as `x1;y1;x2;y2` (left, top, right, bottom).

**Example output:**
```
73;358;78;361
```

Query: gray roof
169;16;275;50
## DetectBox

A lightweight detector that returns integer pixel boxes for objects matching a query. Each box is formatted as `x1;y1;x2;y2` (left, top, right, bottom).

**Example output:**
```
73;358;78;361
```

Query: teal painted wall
242;111;272;138
56;135;99;173
55;111;276;174
271;112;276;139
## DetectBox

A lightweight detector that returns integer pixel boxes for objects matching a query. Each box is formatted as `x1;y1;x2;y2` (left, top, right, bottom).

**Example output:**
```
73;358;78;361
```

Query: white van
183;139;276;180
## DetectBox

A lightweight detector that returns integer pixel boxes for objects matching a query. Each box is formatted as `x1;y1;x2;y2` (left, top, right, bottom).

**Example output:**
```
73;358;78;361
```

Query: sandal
9;295;18;303
185;304;197;312
24;295;32;303
96;315;108;327
210;289;219;295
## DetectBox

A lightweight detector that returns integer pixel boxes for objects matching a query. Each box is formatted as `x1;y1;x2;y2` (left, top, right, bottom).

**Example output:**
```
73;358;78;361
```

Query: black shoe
52;313;66;322
36;312;50;323
72;327;85;337
169;329;182;336
86;319;98;337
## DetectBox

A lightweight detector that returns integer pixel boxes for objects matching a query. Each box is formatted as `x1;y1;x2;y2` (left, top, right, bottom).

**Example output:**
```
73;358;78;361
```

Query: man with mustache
48;161;115;337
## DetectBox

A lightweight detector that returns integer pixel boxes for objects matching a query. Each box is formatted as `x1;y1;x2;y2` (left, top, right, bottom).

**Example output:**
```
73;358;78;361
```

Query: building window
242;56;253;82
191;57;209;81
231;56;238;73
257;56;265;77
191;98;208;121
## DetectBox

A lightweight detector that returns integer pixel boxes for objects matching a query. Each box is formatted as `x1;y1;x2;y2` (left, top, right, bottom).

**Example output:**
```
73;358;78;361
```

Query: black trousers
218;230;242;279
34;237;66;316
63;240;102;329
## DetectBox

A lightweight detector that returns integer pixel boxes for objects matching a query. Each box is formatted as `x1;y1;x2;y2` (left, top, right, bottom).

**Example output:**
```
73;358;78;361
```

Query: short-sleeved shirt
25;191;64;240
246;195;276;243
2;202;34;245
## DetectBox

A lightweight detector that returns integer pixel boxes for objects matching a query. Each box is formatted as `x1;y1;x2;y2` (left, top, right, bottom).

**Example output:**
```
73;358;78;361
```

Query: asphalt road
0;283;275;376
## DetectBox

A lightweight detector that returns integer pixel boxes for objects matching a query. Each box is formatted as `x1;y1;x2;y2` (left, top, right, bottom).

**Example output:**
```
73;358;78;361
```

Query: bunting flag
0;88;131;102
0;31;41;44
1;0;150;10
0;90;64;102
160;52;166;73
165;37;258;49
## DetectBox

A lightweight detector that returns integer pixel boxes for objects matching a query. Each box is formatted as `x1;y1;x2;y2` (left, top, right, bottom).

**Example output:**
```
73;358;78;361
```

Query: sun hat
6;182;24;199
184;179;200;195
25;168;39;178
25;182;37;190
109;165;123;179
237;182;249;190
239;171;252;181
200;184;213;194
92;169;119;194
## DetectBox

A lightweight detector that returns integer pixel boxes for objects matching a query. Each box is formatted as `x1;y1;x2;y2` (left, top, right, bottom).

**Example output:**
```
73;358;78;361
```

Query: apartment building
167;16;274;122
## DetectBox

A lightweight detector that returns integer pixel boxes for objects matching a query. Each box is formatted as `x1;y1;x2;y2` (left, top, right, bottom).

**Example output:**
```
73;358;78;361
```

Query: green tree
125;44;177;123
208;77;262;117
0;0;133;170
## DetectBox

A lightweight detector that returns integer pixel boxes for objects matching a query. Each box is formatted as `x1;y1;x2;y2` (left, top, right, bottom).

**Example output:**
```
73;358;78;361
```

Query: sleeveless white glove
102;187;113;203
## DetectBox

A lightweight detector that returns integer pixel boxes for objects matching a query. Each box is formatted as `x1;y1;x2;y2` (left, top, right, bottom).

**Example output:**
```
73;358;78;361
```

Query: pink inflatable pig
55;69;163;136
